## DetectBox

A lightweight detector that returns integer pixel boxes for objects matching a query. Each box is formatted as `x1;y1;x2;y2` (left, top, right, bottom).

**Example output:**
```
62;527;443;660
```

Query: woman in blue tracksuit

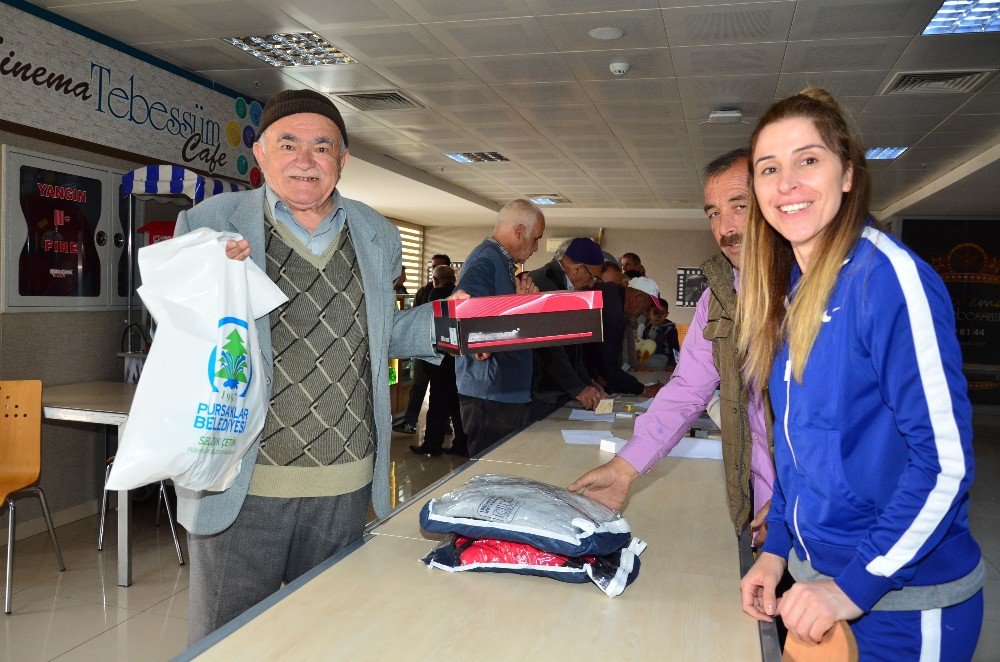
736;88;984;660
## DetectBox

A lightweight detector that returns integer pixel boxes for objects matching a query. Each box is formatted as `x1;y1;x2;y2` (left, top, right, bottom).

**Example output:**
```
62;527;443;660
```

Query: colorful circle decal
249;167;262;188
249;100;262;127
236;155;249;176
235;97;247;119
225;121;241;148
242;125;256;148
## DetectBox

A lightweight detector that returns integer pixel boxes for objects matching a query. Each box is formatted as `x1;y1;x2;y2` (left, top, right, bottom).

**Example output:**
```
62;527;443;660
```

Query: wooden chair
0;380;65;614
676;323;690;347
783;620;858;662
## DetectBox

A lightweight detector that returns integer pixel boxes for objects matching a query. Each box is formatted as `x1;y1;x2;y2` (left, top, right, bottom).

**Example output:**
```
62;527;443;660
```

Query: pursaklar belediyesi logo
209;317;252;395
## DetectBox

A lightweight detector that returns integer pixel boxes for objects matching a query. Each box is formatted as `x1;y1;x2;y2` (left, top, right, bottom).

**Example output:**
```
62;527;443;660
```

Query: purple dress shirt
617;277;775;520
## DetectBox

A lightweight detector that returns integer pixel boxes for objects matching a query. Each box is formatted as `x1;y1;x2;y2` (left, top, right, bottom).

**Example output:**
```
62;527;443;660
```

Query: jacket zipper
784;359;811;562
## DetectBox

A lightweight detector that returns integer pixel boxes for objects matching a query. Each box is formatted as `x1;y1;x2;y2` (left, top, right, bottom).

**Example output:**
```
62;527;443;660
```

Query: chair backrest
676;324;690;347
0;380;43;498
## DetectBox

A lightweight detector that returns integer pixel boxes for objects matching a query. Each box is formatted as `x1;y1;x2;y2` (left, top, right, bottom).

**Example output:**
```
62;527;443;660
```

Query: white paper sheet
634;398;654;410
561;429;628;446
670;436;723;460
567;409;615;423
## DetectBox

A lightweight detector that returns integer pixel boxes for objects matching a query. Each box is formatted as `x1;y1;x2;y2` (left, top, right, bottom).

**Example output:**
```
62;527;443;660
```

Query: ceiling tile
582;77;681;104
861;94;971;118
677;74;778;105
775;71;889;98
53;3;204;44
933;113;1000;136
856;114;944;134
895;34;1000;72
957;93;1000;115
373;59;482;88
671;42;785;77
663;1;795;47
562;48;675;81
394;0;532;21
146;39;270;73
278;0;418;29
889;146;975;171
493;82;593;107
681;100;768;123
526;0;660;13
536;9;669;52
319;24;456;62
408;85;508;109
789;0;938;40
601;102;687;123
196;68;303;98
423;17;557;57
283;64;394;93
519;105;607;126
781;37;911;73
461;53;575;84
154;0;307;39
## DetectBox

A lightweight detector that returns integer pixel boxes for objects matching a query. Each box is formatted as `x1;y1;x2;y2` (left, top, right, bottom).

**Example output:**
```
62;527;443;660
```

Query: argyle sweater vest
247;215;376;498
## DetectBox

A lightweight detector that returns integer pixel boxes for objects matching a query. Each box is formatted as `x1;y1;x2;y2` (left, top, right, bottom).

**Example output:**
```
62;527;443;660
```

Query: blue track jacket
762;225;981;613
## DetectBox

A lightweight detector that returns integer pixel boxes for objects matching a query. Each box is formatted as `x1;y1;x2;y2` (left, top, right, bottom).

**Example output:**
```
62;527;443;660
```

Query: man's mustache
720;233;743;248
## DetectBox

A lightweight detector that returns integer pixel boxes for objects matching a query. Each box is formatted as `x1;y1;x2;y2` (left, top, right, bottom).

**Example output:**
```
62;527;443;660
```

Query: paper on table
561;429;627;446
670;436;723;460
568;409;615;423
634;398;654;410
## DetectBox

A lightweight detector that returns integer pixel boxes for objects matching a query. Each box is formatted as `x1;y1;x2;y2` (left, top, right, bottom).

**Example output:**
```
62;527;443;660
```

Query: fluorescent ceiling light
223;33;356;67
866;146;909;160
527;193;571;205
443;152;509;163
923;1;1000;34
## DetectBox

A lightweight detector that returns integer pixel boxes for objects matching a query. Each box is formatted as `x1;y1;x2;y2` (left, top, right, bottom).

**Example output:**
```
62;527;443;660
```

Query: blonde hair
737;88;871;387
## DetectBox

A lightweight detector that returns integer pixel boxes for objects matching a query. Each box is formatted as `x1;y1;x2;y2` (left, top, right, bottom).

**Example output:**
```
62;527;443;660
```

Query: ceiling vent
333;90;421;111
444;152;509;163
881;70;996;95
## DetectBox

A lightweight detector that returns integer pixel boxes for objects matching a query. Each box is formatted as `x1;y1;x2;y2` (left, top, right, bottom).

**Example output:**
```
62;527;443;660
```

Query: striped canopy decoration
121;165;250;203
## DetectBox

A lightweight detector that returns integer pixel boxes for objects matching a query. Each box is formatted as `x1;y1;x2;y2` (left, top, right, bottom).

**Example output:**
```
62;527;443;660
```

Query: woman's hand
740;552;787;622
777;579;863;644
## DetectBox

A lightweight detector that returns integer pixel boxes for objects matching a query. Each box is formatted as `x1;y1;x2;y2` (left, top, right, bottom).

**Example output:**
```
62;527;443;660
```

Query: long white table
42;381;136;587
182;385;773;661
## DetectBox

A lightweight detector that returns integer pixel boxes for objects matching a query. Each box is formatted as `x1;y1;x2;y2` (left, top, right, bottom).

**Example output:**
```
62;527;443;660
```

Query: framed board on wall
902;217;999;406
1;146;126;312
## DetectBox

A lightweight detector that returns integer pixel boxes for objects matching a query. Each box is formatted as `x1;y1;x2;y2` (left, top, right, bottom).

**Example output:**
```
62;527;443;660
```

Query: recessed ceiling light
527;193;571;205
588;27;625;40
923;1;1000;34
222;32;356;67
866;146;909;160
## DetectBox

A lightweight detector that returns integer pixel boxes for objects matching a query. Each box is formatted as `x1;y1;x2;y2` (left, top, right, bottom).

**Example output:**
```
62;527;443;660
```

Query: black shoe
392;421;417;434
443;444;469;457
409;443;442;457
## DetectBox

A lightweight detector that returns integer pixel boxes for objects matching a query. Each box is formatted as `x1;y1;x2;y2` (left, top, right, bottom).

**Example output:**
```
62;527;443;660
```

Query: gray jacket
172;186;439;535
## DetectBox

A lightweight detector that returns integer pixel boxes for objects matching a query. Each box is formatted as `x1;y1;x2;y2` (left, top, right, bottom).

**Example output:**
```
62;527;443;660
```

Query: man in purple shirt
570;148;775;546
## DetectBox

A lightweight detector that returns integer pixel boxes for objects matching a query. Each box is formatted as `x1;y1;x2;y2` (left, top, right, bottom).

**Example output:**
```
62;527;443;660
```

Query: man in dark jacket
585;276;665;398
527;238;607;421
393;254;452;434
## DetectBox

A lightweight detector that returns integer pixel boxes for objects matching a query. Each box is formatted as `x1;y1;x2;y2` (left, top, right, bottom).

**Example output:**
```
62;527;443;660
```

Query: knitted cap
563;238;604;266
258;89;349;147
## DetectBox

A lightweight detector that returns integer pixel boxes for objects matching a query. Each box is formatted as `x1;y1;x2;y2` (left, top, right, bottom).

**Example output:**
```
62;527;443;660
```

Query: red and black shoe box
433;290;603;355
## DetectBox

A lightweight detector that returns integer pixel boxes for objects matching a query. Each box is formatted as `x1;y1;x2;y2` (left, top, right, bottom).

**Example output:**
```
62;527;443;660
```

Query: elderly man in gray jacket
173;89;451;643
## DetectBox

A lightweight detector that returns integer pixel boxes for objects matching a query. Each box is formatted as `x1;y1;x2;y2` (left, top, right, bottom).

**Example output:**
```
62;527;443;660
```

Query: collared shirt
265;185;346;256
618;271;775;518
486;237;517;286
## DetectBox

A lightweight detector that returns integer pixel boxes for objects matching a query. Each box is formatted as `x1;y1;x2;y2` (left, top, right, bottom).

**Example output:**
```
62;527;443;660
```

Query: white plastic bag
106;228;287;492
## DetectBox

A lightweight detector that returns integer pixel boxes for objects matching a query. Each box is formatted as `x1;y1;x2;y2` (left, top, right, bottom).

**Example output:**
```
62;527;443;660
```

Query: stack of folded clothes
419;474;646;597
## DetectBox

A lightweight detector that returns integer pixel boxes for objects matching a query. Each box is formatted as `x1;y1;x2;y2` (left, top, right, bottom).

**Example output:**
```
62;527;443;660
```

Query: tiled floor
3;411;998;661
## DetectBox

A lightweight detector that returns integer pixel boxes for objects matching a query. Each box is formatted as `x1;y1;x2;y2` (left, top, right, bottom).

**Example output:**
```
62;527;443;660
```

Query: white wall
423;224;720;325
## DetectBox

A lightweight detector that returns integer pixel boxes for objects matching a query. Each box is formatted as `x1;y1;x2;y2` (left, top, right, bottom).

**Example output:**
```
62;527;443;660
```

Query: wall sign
0;2;258;182
676;267;708;308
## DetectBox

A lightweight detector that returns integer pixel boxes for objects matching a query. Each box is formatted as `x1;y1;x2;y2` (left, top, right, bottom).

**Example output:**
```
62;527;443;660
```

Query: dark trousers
401;359;432;425
528;396;569;424
424;356;466;453
187;485;371;644
459;395;528;457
